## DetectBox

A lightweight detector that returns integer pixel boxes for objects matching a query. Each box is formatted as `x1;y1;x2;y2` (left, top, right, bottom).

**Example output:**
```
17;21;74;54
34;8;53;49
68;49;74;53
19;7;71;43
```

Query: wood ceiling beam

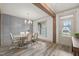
33;3;56;43
33;3;56;17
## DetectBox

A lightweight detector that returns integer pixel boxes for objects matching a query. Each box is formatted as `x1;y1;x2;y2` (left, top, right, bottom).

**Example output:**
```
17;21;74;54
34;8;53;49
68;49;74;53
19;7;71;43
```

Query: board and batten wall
56;7;79;46
1;14;33;46
33;16;53;43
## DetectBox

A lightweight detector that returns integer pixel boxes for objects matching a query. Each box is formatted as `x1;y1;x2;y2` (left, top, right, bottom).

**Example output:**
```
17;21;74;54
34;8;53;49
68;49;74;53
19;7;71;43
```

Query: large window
62;19;71;36
60;15;73;36
38;21;47;37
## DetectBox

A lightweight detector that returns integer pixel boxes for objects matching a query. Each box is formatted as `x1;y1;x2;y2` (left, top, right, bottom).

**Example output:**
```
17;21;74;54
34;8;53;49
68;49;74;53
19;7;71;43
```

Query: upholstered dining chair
32;33;38;42
25;31;29;36
10;33;19;49
27;33;33;42
23;32;33;47
23;32;29;44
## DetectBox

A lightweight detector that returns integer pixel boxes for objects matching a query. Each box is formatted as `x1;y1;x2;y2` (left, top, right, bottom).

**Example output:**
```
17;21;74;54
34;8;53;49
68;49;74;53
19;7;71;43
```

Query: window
62;19;71;36
38;21;47;37
60;15;73;36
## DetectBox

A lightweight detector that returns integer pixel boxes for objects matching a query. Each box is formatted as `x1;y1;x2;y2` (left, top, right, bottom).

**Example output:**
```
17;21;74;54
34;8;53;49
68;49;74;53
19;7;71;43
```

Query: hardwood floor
0;41;73;56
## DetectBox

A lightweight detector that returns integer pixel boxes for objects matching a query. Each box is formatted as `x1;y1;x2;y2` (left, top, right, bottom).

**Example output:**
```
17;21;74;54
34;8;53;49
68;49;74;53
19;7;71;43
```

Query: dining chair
26;31;29;36
23;32;29;44
32;33;38;42
27;33;33;42
23;32;33;48
10;33;19;49
26;33;35;47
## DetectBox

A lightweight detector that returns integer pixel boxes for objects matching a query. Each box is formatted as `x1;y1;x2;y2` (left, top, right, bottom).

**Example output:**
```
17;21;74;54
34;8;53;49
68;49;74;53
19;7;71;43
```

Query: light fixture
28;20;32;24
24;20;27;24
24;19;32;24
24;13;32;24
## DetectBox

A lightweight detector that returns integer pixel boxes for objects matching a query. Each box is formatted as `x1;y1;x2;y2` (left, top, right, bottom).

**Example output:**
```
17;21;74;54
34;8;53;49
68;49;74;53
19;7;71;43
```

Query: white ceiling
47;3;79;13
0;3;48;20
0;3;79;20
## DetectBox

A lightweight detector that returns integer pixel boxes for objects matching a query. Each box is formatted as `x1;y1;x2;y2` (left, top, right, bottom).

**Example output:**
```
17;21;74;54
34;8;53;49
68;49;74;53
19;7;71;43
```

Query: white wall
33;16;53;42
56;7;79;46
1;14;31;47
76;8;79;32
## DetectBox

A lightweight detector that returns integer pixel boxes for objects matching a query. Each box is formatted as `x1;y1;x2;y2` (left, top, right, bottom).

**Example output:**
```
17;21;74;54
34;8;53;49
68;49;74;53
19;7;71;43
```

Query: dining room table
13;32;36;47
14;34;27;47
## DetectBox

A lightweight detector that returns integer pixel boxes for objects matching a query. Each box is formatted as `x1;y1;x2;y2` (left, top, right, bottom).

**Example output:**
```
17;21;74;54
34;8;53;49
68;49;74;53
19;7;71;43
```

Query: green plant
74;33;79;38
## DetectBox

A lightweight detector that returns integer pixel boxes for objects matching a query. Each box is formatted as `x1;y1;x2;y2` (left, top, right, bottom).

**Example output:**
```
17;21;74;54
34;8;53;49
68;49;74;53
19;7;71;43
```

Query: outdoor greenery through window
60;15;73;36
62;19;71;36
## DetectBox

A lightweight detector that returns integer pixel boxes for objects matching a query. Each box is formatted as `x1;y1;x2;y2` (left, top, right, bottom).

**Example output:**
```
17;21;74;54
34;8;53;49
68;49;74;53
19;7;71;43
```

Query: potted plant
74;33;79;39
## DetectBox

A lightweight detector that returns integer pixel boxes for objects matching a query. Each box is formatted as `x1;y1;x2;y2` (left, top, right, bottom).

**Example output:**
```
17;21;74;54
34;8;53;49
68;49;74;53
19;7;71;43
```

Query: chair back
10;33;19;48
27;33;33;41
33;33;38;40
26;31;29;36
10;33;14;40
10;33;17;42
10;33;15;44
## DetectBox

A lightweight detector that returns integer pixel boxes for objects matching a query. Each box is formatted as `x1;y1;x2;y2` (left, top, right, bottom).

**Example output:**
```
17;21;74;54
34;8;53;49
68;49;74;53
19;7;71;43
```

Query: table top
14;35;26;37
72;37;79;48
14;32;30;38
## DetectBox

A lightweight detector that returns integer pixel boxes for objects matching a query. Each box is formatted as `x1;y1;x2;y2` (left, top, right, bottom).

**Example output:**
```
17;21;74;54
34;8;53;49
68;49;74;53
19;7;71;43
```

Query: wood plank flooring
0;41;73;56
